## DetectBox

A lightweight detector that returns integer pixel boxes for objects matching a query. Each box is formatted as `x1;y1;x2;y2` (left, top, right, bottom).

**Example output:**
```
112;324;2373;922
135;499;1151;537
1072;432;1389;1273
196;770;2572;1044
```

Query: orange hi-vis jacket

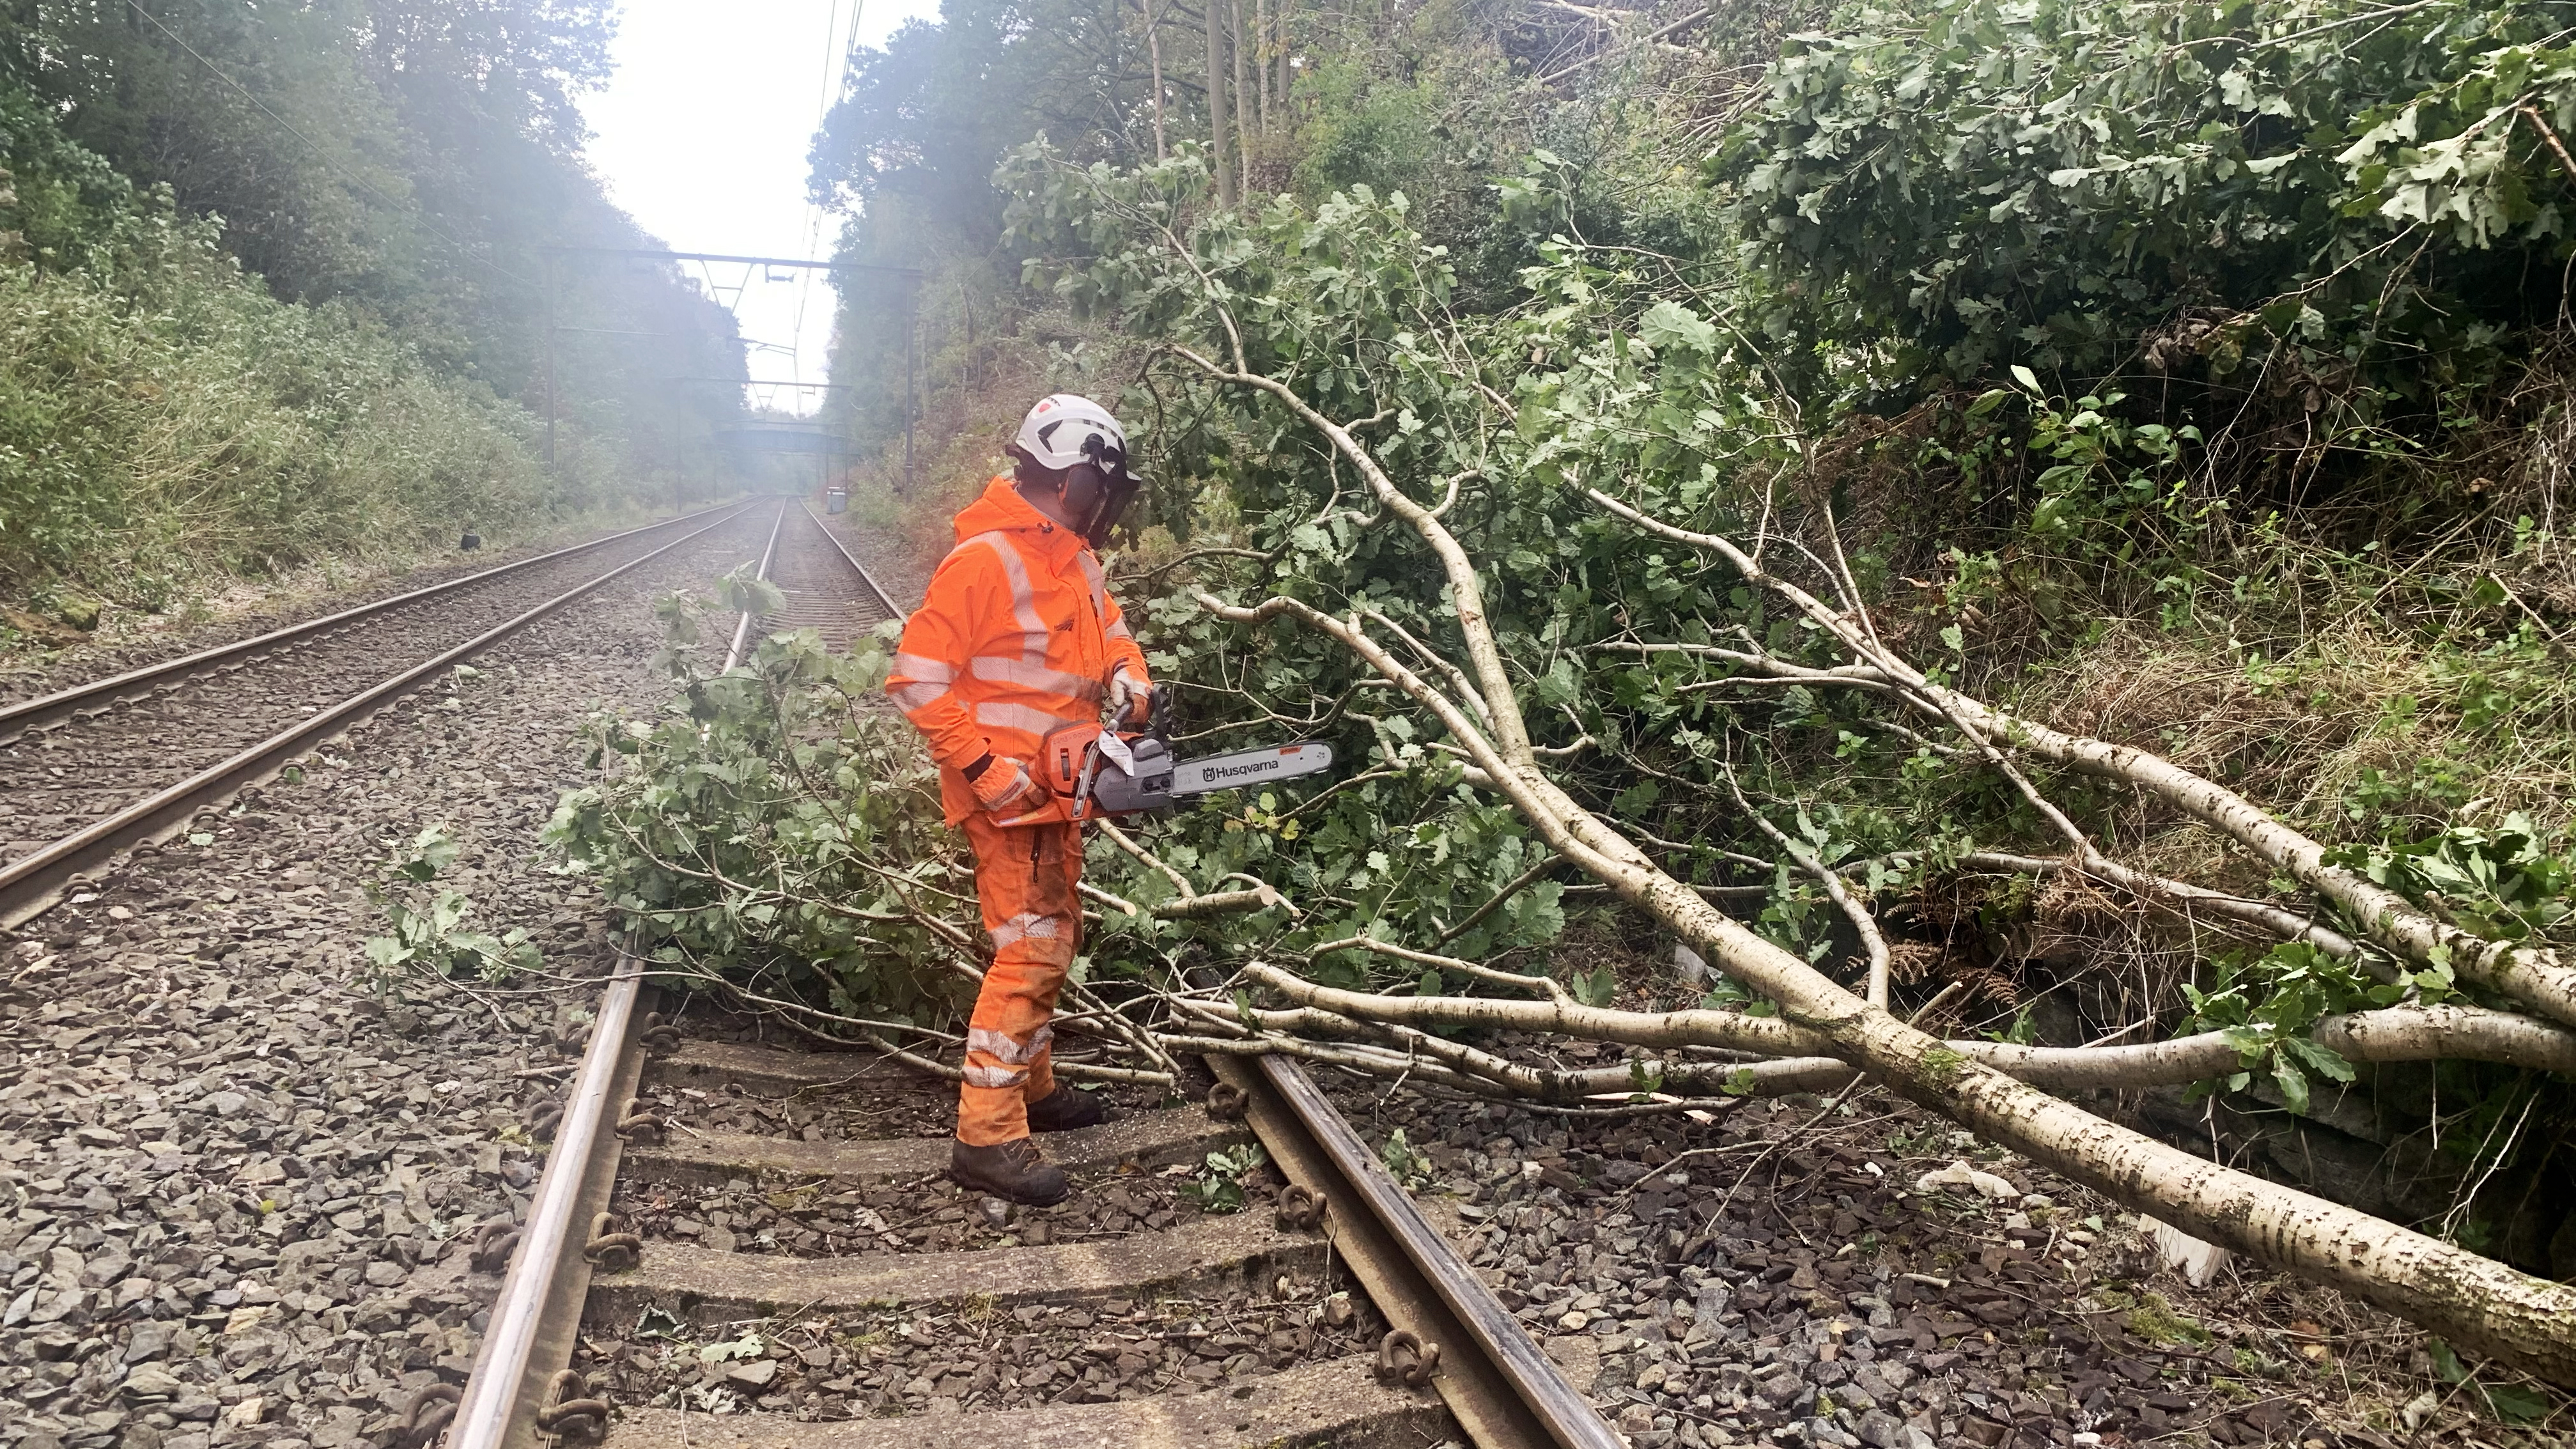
888;477;1151;824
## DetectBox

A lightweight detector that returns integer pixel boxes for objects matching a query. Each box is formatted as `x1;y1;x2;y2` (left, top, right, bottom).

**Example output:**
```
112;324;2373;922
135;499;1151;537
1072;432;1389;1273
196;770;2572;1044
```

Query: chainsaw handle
1114;681;1158;733
1139;681;1172;737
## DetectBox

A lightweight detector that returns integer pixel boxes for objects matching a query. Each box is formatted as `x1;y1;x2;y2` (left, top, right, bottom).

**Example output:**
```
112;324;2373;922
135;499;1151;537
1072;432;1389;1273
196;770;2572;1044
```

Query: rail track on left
0;504;759;930
0;500;780;1449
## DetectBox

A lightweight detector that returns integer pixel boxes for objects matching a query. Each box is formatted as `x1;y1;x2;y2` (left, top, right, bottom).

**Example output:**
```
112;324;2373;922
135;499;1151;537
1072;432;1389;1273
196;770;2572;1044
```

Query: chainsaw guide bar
1004;717;1336;825
1170;741;1335;796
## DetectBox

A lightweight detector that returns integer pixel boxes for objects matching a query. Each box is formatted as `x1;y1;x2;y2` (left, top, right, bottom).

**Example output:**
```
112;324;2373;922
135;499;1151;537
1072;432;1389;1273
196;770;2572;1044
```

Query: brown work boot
951;1136;1070;1206
1025;1085;1109;1133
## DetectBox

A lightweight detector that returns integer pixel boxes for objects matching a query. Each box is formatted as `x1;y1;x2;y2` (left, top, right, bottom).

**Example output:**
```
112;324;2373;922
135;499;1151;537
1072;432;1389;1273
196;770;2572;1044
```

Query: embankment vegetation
0;5;750;632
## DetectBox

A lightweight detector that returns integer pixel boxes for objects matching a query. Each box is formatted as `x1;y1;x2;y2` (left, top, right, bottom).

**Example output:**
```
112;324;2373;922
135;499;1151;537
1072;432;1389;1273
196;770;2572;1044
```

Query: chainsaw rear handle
988;722;1101;827
991;718;1174;826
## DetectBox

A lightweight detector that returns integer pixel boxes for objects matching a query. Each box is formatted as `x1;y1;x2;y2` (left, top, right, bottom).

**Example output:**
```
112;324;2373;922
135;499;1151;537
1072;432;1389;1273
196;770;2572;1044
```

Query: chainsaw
995;689;1334;825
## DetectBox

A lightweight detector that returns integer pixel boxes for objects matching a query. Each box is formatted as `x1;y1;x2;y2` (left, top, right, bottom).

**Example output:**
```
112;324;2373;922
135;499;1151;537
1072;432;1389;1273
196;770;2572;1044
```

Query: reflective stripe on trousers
956;812;1082;1146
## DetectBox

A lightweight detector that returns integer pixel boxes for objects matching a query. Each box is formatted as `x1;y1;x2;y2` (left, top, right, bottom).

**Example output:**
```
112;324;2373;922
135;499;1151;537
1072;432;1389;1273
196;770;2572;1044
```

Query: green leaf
2278;1035;2354;1085
635;1307;688;1340
2270;1054;2310;1117
1379;1129;1427;1187
1574;963;1618;1007
1638;300;1718;355
2482;1381;2550;1425
2010;364;2041;394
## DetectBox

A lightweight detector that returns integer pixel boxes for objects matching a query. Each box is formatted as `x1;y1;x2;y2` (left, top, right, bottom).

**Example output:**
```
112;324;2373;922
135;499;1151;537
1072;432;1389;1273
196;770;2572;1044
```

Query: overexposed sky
581;0;943;414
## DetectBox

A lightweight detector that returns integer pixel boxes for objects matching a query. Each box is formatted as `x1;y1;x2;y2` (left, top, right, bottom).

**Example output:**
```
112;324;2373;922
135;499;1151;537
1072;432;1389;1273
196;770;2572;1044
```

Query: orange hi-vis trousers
956;812;1083;1146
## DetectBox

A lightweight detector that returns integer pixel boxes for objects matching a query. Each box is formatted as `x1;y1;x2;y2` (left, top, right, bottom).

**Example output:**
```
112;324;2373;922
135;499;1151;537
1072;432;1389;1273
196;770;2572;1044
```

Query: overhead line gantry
539;246;926;493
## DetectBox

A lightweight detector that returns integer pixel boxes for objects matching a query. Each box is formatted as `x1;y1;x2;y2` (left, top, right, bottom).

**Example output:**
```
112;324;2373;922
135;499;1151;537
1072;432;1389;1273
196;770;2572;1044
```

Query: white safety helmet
1010;393;1144;546
1012;393;1128;474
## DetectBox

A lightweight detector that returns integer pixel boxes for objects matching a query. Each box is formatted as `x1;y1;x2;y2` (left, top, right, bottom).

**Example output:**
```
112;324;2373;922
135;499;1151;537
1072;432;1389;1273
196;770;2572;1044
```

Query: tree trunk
1230;0;1255;198
1204;0;1233;203
1255;0;1271;134
1145;0;1168;160
1275;4;1291;116
1245;969;2576;1089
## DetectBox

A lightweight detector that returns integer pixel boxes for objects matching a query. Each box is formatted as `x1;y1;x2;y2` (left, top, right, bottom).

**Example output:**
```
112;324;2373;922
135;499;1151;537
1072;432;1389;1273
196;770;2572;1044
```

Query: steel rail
0;502;743;740
1210;1053;1626;1449
795;499;906;617
0;502;760;931
447;501;786;1449
723;504;790;667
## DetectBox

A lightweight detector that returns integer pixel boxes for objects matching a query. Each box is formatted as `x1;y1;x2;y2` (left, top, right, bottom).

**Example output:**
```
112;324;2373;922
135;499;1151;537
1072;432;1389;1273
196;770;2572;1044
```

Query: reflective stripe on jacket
888;476;1151;823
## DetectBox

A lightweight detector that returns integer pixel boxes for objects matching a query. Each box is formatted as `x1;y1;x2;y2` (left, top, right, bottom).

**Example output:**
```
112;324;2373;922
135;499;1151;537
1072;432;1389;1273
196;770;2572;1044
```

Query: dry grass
2011;615;2576;852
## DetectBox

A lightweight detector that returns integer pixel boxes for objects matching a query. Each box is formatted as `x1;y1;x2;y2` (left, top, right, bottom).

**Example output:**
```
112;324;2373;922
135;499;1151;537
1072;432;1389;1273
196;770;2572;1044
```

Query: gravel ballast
0;510;750;869
583;1271;1390;1421
0;513;770;1449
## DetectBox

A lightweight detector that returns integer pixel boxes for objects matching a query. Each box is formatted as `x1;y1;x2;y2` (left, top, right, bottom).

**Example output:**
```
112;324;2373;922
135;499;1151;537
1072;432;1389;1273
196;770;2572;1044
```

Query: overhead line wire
793;0;869;412
120;0;534;288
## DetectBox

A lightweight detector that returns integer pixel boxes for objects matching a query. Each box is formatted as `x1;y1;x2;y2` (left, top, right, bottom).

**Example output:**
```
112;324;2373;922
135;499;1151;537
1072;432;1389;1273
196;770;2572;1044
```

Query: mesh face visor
1071;433;1143;549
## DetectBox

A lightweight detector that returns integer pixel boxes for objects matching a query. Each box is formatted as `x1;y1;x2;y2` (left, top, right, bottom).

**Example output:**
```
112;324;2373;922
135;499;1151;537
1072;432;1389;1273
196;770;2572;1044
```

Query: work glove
964;754;1043;816
1108;666;1154;728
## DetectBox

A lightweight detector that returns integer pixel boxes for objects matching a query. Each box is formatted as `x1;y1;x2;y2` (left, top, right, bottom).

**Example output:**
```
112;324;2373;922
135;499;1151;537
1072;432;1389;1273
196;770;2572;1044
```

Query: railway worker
885;394;1154;1206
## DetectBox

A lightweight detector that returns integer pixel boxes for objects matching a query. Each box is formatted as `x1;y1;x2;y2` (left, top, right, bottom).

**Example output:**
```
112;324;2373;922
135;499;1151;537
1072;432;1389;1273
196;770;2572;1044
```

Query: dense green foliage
0;3;752;608
801;0;2576;1018
0;146;549;604
545;581;975;1028
1721;0;2576;390
808;0;1555;460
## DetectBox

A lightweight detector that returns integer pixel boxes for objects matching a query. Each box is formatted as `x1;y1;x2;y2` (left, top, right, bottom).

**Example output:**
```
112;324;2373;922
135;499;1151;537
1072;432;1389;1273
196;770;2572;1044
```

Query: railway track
0;502;763;929
768;501;901;651
438;518;1622;1449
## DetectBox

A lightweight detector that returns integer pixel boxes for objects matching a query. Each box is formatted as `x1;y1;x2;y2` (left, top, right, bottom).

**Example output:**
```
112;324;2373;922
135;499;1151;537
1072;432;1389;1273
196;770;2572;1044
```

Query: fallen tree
979;137;2576;1384
1178;371;2576;1383
552;506;2576;1386
1585;486;2576;1031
